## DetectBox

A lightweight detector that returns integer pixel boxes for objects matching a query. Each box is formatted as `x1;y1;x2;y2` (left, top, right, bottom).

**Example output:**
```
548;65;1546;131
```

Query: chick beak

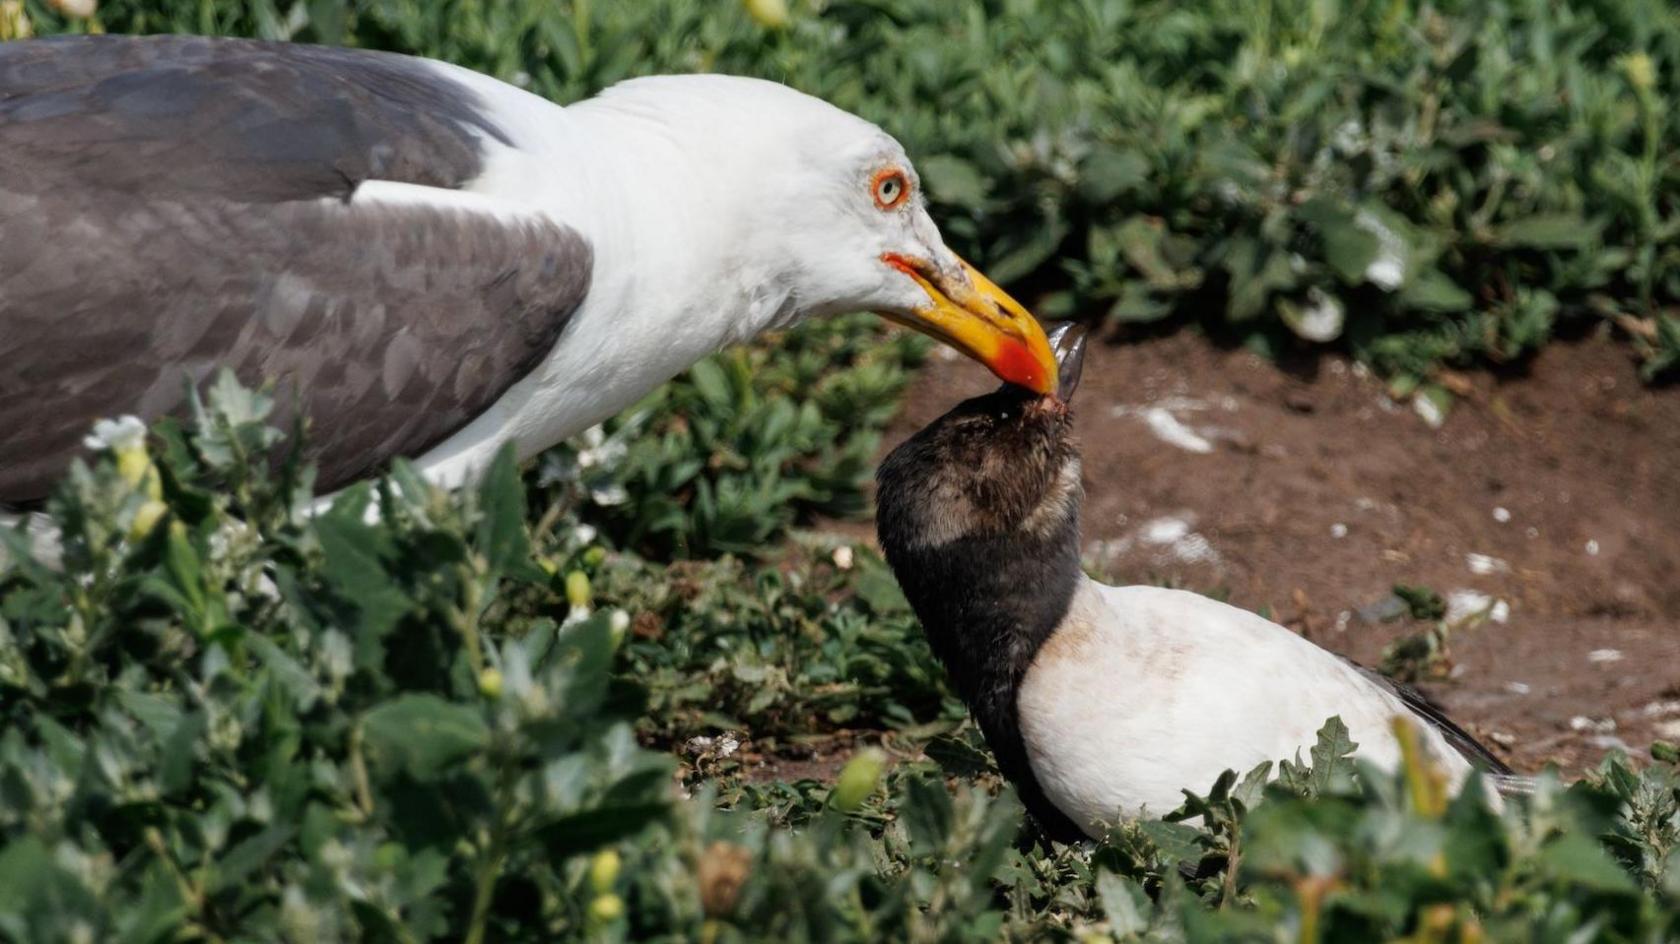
878;252;1058;395
1046;321;1088;403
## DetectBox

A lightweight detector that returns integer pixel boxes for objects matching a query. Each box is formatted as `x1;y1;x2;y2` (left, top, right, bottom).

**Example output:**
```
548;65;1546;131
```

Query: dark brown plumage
877;387;1089;841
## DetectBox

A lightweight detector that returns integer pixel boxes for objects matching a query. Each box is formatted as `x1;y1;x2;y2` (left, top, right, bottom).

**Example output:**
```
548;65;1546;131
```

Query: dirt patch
686;730;865;786
864;327;1680;776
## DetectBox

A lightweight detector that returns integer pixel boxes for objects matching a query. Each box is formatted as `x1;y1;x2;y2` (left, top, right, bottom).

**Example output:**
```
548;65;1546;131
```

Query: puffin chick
875;327;1520;842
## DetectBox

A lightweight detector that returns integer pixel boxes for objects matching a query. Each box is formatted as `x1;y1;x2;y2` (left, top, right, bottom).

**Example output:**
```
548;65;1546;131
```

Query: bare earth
869;327;1680;777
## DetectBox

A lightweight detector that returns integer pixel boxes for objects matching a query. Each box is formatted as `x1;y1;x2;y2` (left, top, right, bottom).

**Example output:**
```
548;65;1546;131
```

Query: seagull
875;328;1522;841
0;34;1056;509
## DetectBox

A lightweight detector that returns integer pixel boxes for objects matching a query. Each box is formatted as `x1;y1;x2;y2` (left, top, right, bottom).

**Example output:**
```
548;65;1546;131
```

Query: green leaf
1107;281;1175;324
688;359;733;409
551;612;619;718
113;865;188;944
1137;819;1205;866
248;634;323;710
987;218;1066;285
1080;146;1149;203
534;803;669;859
475;444;541;581
1393;584;1447;621
162;523;207;625
1299;199;1378;285
1309;716;1358;794
210;824;297;894
1223;239;1296;320
1234;760;1274;809
902;775;956;856
1538;832;1639;893
1115;217;1179;288
924;734;994;779
160;711;206;796
1494;214;1599;250
0;836;98;920
362;695;489;780
1401;268;1473;312
1640;316;1680;381
1322;222;1381;285
116;688;183;740
852;559;909;615
314;497;412;641
918;154;988;207
1096;870;1150;935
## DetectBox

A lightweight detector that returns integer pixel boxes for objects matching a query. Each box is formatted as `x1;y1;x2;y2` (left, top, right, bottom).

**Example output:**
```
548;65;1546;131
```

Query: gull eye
871;169;909;210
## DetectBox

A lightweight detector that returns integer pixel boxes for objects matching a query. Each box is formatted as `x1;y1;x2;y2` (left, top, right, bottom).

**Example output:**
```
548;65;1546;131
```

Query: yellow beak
878;253;1058;395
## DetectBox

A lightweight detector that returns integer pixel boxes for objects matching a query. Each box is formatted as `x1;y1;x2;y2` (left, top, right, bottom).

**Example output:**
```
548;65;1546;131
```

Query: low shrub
3;381;1677;941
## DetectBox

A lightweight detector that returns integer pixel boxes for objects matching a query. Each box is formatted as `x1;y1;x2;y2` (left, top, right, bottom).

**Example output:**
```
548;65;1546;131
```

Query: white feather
391;66;941;490
1016;579;1474;832
347;180;545;226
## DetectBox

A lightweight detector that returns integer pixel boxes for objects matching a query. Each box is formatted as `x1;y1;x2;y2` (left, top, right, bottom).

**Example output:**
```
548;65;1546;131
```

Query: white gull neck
409;70;796;489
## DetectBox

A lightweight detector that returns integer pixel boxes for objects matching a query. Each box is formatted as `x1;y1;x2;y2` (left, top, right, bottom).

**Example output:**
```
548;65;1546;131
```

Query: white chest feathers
1015;580;1476;836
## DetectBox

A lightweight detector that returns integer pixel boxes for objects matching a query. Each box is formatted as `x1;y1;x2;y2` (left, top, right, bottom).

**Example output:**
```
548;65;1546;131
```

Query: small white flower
1354;209;1406;290
1331;118;1364;154
589;483;629;507
1290;287;1345;342
832;545;854;570
319;839;353;872
574;425;629;470
82;415;146;452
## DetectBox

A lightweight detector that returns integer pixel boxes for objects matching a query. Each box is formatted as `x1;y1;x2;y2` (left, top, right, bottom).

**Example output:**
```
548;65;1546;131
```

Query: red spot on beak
880;252;918;277
993;338;1048;393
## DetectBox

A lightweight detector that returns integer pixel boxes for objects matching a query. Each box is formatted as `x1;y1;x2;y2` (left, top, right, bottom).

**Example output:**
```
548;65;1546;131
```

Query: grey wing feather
0;36;591;505
0;34;508;200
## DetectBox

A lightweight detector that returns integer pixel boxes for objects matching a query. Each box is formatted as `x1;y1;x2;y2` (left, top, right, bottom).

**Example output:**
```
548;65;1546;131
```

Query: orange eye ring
871;168;911;210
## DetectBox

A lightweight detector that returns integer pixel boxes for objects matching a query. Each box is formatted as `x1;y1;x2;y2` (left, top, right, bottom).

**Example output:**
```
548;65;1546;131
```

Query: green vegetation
21;0;1680;386
4;375;1679;941
7;2;1680;939
528;315;927;560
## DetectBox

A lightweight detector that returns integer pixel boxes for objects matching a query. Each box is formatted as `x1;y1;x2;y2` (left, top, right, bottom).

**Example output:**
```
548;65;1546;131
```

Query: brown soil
860;327;1680;777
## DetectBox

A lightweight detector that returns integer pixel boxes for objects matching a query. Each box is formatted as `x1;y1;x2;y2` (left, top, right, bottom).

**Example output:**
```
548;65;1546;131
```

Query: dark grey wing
0;36;590;505
0;34;509;200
